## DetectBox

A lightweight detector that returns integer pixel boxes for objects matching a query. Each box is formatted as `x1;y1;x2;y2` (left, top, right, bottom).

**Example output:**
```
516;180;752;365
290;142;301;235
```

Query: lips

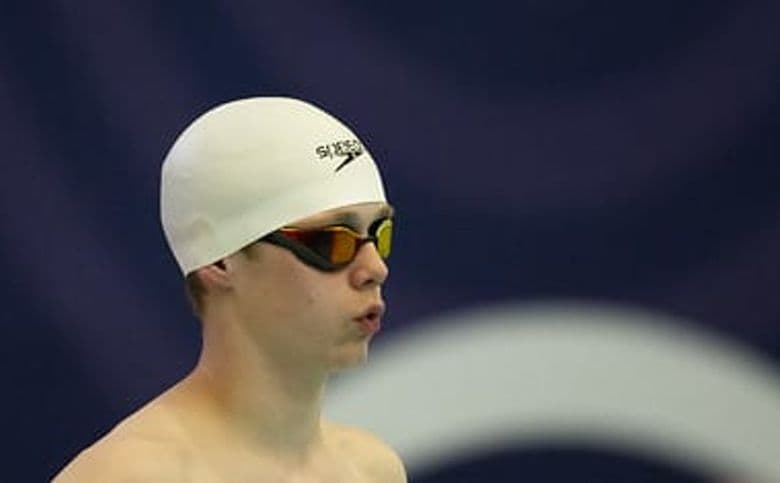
353;303;385;334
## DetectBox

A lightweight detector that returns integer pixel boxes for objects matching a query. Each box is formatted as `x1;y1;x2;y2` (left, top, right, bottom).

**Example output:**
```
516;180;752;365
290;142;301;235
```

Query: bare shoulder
324;420;407;483
53;433;187;482
53;403;189;483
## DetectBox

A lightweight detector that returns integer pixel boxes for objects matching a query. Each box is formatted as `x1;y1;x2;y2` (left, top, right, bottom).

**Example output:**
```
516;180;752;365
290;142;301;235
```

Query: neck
179;314;329;458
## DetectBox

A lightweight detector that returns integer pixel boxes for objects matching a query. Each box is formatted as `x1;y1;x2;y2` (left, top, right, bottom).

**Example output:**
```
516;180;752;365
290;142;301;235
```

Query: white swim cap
160;97;387;275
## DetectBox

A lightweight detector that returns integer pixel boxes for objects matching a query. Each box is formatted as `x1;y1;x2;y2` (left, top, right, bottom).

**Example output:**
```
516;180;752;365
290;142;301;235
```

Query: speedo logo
315;139;364;172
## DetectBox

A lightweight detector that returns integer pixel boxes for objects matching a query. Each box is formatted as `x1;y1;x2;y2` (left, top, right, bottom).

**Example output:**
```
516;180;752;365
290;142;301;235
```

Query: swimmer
53;97;406;482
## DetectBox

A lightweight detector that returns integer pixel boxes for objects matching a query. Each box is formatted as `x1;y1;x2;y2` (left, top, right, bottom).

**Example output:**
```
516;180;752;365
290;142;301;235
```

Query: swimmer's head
160;97;387;276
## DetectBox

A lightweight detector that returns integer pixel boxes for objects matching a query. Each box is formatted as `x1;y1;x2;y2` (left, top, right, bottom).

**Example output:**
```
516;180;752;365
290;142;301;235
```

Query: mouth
353;303;385;335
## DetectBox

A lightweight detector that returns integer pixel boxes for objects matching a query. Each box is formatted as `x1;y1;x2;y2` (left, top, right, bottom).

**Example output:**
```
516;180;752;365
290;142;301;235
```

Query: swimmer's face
224;201;393;371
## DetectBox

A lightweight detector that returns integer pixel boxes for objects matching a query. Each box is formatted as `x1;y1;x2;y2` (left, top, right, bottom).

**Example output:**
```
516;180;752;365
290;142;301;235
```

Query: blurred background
1;1;779;481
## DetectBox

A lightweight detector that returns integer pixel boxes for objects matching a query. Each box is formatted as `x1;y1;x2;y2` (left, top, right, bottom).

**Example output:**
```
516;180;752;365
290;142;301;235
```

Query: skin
53;201;406;483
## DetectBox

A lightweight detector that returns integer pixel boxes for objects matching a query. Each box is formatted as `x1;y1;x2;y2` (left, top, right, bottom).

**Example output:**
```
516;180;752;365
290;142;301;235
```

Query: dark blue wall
1;1;777;481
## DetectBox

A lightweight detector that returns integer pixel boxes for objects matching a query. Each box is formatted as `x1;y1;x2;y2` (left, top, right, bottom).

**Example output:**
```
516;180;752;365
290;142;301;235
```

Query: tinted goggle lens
268;217;393;271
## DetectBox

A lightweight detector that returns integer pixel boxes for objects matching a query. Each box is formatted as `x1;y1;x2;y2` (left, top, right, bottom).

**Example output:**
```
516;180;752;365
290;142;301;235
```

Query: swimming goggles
261;217;393;271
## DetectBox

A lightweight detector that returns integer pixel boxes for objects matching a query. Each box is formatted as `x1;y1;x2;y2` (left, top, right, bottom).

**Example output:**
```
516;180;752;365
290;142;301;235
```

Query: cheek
262;264;338;320
240;246;348;327
298;278;341;319
294;277;354;340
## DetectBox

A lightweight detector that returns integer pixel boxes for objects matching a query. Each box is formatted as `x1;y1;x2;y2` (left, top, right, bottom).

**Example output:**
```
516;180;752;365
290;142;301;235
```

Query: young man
54;97;407;482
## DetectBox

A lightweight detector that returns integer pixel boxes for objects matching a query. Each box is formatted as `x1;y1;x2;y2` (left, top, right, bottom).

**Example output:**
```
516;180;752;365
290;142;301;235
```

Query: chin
329;342;370;371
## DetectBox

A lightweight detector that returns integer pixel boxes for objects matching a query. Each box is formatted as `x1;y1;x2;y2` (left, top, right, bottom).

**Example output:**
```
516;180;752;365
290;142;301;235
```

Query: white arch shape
325;302;780;481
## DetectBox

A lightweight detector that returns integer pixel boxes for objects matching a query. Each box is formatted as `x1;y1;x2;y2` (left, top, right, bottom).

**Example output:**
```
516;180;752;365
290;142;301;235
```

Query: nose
349;241;389;289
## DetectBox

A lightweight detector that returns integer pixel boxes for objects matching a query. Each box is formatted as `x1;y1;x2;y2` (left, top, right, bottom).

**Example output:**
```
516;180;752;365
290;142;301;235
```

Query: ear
197;259;233;291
